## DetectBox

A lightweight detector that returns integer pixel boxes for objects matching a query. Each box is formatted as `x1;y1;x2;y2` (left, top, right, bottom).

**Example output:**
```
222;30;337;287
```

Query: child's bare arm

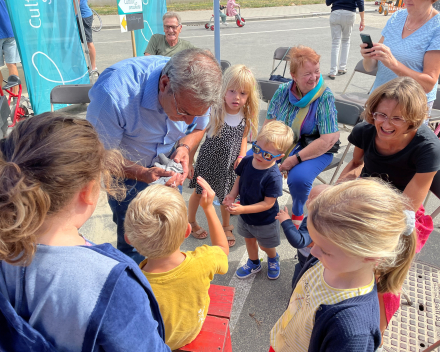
234;137;247;169
227;196;276;215
197;177;229;255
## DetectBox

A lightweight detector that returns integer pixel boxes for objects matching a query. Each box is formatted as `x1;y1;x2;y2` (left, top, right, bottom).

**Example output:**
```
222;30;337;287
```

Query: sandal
223;225;236;247
338;69;347;75
189;221;208;239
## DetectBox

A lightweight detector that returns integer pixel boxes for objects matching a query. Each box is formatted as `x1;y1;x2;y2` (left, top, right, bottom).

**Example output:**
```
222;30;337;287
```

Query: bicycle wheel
91;9;102;32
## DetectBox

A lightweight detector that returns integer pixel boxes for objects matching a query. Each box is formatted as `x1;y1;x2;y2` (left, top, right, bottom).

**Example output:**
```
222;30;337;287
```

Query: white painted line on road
181;26;329;39
93;25;329;44
228;248;264;332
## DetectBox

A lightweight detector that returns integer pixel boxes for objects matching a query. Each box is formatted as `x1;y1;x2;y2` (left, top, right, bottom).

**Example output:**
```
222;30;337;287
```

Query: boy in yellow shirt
124;177;229;350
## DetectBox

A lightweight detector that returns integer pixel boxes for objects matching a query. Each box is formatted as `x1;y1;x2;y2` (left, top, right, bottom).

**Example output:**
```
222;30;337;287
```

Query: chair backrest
353;59;378;77
429;171;440;199
220;60;231;73
257;79;282;103
50;84;93;105
273;47;291;61
334;99;364;126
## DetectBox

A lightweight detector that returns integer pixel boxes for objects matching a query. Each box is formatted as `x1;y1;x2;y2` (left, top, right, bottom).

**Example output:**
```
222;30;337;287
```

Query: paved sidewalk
100;1;378;28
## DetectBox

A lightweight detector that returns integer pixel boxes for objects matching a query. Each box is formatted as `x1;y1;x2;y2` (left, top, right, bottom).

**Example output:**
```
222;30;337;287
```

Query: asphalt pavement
73;9;440;352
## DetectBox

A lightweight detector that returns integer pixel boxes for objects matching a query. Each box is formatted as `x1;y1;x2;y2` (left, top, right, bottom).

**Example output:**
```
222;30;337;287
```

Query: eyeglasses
164;25;180;31
172;92;192;117
373;112;406;126
251;142;282;161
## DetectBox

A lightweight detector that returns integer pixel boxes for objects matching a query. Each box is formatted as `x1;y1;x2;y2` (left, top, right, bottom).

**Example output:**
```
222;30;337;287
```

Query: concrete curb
100;9;377;29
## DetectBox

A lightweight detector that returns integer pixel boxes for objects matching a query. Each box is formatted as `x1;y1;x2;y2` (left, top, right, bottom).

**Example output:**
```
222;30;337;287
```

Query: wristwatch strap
296;153;302;164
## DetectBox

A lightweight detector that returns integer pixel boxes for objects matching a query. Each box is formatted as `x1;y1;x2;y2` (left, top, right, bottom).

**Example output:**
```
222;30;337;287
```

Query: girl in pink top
227;0;240;17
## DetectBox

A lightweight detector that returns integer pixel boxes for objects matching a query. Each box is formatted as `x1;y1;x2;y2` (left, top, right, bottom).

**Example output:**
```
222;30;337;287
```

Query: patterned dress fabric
190;113;245;203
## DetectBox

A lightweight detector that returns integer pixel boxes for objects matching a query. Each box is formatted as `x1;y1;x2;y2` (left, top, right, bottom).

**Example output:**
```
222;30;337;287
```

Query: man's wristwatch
296;153;302;164
177;143;191;153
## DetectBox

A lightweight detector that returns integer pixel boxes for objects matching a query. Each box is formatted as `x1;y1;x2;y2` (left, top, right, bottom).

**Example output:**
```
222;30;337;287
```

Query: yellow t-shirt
270;262;374;352
140;245;228;350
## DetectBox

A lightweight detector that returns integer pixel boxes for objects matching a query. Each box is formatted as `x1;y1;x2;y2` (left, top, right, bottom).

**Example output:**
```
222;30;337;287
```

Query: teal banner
134;0;167;57
4;0;89;114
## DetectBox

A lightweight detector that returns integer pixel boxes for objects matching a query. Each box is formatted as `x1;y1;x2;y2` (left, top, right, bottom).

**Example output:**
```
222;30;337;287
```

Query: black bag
269;47;292;83
299;133;341;154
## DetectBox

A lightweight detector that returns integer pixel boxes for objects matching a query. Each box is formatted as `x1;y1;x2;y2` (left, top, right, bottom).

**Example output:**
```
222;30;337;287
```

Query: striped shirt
270;262;374;352
266;82;339;136
371;10;440;102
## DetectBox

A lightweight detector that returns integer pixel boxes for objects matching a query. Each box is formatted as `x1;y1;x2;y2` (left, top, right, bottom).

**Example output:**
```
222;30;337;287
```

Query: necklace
405;6;433;31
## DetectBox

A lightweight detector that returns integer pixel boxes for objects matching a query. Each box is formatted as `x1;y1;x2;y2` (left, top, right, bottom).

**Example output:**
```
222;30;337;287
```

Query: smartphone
360;33;374;49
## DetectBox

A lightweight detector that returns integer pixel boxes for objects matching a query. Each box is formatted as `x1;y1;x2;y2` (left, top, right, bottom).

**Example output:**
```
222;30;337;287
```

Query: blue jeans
287;149;333;216
108;178;149;264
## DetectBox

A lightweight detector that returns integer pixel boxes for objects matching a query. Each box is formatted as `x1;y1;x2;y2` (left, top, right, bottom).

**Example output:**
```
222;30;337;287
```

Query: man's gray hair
163;11;181;25
162;48;222;109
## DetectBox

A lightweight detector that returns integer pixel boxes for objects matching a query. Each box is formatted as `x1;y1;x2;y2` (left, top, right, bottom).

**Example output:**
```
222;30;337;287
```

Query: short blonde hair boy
125;184;188;259
257;120;294;154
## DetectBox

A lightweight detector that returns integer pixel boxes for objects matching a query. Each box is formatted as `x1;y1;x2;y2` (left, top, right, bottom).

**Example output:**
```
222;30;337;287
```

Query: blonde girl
0;113;171;351
269;178;417;352
188;64;260;247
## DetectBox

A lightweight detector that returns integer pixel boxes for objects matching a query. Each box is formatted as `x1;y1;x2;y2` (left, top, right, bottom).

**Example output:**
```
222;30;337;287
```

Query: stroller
205;6;245;30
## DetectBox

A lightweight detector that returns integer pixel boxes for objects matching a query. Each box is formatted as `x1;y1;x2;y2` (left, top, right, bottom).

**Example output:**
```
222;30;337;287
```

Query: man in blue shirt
74;0;97;73
87;48;222;263
0;0;20;95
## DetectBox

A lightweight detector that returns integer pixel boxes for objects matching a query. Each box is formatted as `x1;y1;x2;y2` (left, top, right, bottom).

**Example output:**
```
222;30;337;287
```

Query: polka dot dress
189;116;245;203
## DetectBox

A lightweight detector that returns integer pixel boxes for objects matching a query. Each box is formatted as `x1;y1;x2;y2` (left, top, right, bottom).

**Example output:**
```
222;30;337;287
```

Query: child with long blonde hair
188;64;260;247
270;178;417;352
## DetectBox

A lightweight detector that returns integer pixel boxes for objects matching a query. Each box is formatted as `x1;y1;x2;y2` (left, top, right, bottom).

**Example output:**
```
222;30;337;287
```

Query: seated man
144;12;194;57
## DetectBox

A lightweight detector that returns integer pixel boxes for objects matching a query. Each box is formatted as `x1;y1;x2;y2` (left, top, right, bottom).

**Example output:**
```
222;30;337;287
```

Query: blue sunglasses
251;142;282;161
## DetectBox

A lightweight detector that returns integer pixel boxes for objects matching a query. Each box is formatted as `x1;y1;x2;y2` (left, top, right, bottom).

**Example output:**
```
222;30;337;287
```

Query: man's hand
197;176;216;209
140;167;175;184
170;146;190;185
275;206;291;223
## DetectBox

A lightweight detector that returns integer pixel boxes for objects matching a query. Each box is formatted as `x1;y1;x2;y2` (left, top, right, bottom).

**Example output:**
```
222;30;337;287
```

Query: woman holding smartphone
361;0;440;116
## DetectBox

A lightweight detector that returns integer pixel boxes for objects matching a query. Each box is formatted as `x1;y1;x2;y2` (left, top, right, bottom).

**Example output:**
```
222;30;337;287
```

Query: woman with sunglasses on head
265;46;340;230
338;76;440;346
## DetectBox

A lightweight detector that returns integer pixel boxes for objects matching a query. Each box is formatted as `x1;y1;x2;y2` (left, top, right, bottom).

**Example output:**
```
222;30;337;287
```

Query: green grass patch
91;0;325;16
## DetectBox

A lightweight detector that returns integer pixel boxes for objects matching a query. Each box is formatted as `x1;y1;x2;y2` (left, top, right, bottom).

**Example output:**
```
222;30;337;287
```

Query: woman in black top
338;76;440;339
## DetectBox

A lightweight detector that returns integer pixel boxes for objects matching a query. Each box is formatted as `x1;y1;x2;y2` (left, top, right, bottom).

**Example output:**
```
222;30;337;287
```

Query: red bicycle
0;75;33;135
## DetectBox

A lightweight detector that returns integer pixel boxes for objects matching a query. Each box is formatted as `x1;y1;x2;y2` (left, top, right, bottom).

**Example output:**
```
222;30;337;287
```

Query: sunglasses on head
251;142;282;161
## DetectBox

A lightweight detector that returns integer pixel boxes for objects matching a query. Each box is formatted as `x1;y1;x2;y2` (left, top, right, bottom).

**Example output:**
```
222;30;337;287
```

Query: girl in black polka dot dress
188;65;260;247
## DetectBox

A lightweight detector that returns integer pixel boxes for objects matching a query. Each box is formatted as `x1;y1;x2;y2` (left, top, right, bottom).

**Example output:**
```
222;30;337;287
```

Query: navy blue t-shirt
235;156;283;226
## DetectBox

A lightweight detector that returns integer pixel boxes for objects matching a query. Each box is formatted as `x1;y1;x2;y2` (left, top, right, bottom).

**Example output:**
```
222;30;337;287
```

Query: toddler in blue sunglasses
223;120;293;280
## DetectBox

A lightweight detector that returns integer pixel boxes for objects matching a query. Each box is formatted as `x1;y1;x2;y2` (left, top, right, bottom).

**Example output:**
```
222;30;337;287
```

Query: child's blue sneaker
236;258;262;279
267;254;280;280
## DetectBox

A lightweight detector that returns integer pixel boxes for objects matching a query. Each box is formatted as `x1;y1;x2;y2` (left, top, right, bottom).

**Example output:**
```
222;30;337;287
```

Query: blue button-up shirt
87;56;209;167
0;0;14;39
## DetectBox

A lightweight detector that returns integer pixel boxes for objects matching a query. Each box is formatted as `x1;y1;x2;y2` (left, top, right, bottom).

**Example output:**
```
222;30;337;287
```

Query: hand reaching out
197;176;216;209
275;206;291;223
222;194;235;208
226;202;244;215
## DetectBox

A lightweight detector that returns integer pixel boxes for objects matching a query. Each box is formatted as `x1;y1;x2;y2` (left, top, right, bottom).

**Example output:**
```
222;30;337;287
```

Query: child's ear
274;154;285;161
185;223;191;239
124;233;131;245
80;180;97;205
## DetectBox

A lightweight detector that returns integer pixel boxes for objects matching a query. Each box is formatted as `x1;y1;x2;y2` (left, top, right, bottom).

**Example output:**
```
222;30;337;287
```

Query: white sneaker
223;22;228;25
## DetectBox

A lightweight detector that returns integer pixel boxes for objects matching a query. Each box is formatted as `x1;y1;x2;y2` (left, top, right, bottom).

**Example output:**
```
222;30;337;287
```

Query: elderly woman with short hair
265;45;340;228
339;76;440;340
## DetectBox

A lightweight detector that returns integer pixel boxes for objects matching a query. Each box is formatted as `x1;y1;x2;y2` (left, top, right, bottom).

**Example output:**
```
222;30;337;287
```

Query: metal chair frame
342;59;378;94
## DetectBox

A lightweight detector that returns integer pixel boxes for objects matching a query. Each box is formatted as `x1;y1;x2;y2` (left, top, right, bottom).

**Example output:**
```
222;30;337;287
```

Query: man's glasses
251;142;282;161
373;112;406;126
164;25;180;31
173;92;192;117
